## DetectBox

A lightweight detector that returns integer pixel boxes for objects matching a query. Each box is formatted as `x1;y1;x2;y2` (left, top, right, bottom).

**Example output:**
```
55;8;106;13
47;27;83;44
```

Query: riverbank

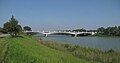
38;34;120;51
0;35;98;63
36;36;120;63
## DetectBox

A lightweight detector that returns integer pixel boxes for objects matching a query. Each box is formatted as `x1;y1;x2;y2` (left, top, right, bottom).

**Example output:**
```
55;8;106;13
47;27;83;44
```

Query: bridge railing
25;30;96;33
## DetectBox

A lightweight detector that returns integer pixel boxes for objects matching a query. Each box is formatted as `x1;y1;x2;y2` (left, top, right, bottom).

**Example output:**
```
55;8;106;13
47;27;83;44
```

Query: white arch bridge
25;31;97;37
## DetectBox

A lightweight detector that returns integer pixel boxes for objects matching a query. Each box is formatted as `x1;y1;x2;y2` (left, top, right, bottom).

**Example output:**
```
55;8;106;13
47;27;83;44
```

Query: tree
96;26;120;36
118;26;120;30
0;27;2;32
3;15;22;37
118;26;120;36
23;26;32;31
97;27;105;32
97;27;105;35
0;27;8;33
72;28;86;32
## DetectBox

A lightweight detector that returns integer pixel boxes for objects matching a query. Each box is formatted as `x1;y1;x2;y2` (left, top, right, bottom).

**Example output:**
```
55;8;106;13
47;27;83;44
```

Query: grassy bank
0;35;98;63
39;39;120;63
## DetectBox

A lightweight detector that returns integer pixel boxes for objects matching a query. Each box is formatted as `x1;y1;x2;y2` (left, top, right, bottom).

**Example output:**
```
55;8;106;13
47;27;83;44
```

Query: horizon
0;0;120;30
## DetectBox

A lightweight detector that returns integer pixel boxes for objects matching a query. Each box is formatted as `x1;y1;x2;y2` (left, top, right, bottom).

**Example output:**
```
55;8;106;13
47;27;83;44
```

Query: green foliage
97;27;105;34
23;26;32;31
0;27;2;32
72;28;86;32
3;15;22;37
0;35;96;63
106;49;115;53
0;27;7;33
97;26;120;36
40;41;120;63
64;44;70;48
72;28;97;32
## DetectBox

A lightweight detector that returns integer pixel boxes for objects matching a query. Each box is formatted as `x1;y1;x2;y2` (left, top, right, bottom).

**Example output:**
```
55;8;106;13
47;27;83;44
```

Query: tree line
97;26;120;36
0;15;32;37
0;15;120;37
69;26;120;36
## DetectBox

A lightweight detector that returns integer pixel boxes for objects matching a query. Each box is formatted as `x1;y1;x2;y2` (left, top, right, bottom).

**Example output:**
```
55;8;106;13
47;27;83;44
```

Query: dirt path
0;34;10;38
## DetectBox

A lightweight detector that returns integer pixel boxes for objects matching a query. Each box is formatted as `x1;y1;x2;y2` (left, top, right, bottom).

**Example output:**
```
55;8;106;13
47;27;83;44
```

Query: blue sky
0;0;120;30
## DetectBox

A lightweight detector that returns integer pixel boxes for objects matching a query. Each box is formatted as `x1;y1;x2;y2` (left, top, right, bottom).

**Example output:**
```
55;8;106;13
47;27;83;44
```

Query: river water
36;34;120;51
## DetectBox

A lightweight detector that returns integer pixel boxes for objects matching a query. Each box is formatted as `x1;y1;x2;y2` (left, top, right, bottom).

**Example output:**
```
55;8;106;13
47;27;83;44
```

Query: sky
0;0;120;30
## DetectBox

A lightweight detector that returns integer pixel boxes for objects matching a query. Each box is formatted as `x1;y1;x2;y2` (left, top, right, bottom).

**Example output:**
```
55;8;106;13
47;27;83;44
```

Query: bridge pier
44;34;48;37
74;34;77;37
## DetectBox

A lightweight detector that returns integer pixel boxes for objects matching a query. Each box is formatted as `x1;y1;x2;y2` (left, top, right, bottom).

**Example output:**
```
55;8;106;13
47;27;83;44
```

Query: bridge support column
74;34;77;37
44;34;48;37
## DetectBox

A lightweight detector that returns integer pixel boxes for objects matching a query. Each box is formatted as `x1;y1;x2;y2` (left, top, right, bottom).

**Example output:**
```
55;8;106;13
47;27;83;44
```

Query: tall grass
40;40;120;63
0;35;97;63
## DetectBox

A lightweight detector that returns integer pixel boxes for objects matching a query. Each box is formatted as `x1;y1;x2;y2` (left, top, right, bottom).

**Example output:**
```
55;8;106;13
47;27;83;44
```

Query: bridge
25;31;97;37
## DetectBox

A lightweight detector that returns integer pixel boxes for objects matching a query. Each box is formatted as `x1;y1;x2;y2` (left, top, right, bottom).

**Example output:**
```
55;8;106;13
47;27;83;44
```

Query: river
36;34;120;51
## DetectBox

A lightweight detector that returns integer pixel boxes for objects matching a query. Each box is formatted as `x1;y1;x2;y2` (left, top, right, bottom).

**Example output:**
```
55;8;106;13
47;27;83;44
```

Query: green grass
41;40;120;63
0;35;98;63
